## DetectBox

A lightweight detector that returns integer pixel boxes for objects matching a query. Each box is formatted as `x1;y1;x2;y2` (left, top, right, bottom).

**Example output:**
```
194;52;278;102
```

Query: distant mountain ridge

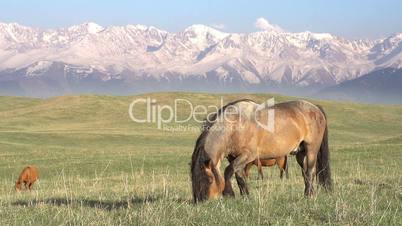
318;68;402;104
0;21;402;98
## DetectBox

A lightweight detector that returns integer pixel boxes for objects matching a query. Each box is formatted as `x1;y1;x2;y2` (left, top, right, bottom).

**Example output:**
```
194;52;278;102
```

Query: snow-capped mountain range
0;21;402;97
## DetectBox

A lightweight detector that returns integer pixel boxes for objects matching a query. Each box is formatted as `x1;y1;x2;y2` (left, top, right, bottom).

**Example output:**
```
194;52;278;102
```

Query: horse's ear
203;159;212;169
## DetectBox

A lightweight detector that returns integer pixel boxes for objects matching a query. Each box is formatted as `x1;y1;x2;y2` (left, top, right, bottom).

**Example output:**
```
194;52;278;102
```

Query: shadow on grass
12;195;189;211
353;179;393;189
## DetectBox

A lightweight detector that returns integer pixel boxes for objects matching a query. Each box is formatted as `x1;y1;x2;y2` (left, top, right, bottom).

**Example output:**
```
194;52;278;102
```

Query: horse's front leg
223;156;235;197
232;151;256;196
235;172;249;195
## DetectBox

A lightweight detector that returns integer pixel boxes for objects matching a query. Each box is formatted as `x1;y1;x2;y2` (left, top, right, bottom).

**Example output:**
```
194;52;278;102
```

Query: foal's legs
284;156;289;179
256;159;264;180
278;158;287;179
243;162;253;178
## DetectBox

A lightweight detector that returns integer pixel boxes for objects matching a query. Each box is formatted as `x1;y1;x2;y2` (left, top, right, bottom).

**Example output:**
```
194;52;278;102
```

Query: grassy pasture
0;93;401;225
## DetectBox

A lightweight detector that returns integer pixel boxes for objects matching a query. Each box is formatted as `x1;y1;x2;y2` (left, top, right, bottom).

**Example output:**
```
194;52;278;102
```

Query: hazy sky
0;0;401;39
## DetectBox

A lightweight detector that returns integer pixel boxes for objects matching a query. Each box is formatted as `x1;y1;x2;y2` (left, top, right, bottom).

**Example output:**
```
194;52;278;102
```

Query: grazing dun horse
191;99;331;202
15;166;39;191
243;156;289;180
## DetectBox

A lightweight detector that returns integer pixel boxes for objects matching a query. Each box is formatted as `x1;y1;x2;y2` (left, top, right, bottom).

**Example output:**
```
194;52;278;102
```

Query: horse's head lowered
203;159;224;199
191;136;224;202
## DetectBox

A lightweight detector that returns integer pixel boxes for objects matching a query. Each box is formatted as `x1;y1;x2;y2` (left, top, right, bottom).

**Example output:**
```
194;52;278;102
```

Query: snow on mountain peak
310;32;334;40
395;33;402;39
68;22;104;34
126;24;148;31
26;60;53;76
180;24;229;49
185;24;220;32
184;24;228;38
86;22;104;33
0;21;402;89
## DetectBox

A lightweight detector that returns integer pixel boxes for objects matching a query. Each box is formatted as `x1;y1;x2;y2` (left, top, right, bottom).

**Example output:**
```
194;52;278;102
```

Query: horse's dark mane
191;98;256;202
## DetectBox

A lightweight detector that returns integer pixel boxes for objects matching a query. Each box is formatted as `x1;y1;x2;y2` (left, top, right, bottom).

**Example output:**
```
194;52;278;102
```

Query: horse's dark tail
316;105;332;191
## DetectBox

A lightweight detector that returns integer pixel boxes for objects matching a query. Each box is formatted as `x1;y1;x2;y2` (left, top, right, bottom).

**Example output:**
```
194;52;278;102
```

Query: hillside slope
1;93;401;144
318;68;402;103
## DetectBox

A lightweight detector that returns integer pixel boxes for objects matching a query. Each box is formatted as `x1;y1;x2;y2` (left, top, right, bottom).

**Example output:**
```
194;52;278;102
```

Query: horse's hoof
222;188;235;197
223;193;235;198
304;191;315;197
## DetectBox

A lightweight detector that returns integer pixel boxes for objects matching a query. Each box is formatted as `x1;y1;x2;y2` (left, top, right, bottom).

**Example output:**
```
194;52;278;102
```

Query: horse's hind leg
305;151;317;197
298;143;319;197
296;145;310;195
223;156;235;197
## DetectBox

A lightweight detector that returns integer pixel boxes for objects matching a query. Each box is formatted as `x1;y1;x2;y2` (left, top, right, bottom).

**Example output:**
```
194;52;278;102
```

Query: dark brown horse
244;156;288;180
191;99;331;202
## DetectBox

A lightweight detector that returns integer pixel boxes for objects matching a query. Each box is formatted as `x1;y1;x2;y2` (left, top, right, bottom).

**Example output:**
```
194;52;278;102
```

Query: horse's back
274;100;320;114
256;100;326;158
286;100;326;140
19;166;39;182
274;100;326;133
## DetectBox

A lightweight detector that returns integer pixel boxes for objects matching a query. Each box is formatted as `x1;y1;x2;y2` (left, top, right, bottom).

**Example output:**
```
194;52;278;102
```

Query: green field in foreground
0;93;401;225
